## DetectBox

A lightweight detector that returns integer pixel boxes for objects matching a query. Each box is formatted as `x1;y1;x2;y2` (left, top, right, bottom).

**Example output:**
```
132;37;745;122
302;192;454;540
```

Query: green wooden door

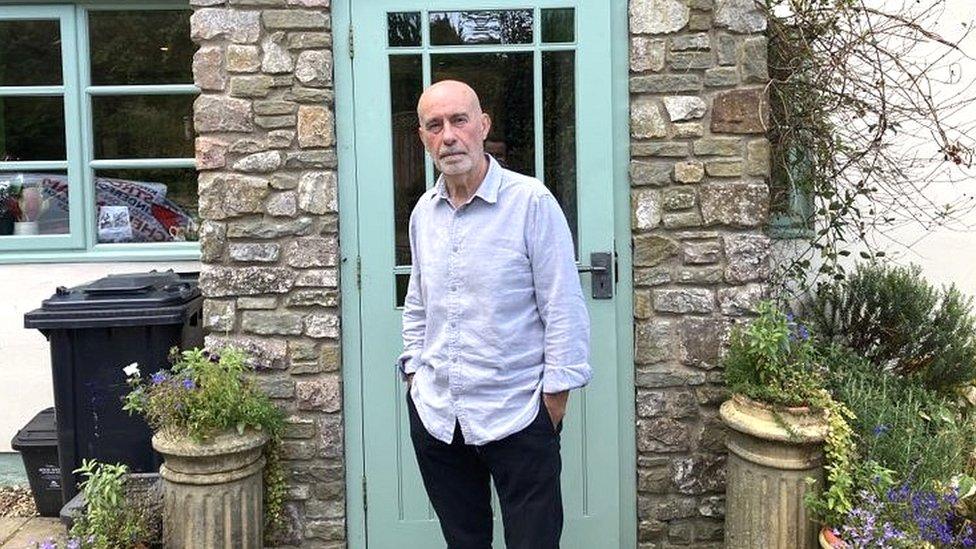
350;2;620;547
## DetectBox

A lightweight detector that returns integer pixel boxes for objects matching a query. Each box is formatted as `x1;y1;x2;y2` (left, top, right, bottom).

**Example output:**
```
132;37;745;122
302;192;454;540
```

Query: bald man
396;80;591;548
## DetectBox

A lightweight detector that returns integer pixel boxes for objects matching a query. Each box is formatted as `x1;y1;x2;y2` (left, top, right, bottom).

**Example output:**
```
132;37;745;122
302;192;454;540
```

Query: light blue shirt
397;155;592;445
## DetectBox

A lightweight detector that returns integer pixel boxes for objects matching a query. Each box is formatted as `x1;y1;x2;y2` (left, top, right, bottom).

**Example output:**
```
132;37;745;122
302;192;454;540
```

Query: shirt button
450;321;457;328
452;285;458;292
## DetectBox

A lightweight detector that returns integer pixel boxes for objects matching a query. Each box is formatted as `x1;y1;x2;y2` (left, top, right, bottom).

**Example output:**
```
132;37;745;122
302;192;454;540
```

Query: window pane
0;96;66;161
92;95;194;159
0;20;62;86
390;55;424;267
89;10;193;85
542;9;575;43
94;168;198;243
429;10;533;45
543;51;578;254
388;12;421;47
0;172;70;236
431;53;534;177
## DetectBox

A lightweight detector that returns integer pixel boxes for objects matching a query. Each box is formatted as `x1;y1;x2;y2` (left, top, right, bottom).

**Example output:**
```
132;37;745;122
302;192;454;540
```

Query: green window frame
0;1;199;264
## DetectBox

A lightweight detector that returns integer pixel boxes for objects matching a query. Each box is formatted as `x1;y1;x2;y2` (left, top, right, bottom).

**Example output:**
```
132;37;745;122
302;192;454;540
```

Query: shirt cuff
542;362;592;393
396;351;420;381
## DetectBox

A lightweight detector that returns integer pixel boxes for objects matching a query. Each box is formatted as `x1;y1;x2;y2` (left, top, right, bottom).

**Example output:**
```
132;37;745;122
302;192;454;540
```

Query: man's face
417;83;491;177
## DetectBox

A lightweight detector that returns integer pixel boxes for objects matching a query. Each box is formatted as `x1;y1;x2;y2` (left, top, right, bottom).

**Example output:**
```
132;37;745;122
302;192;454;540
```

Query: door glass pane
89;10;193;85
542;8;575;43
543;51;578;252
0;171;69;236
94;168;198;243
0;20;62;86
431;53;534;177
429;10;533;46
390;55;424;269
388;12;421;47
92;95;194;159
0;96;66;161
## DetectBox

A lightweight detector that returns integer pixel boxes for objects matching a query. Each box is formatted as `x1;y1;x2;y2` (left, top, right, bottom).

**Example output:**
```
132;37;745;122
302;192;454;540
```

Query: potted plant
721;301;855;549
1;174;50;236
123;348;285;549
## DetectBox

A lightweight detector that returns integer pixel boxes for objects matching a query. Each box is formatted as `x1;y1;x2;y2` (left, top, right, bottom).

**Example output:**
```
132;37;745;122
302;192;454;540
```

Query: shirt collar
432;155;501;205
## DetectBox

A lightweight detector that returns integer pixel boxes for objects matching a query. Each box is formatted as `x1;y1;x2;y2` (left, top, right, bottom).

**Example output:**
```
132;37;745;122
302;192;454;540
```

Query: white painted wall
0;261;199;452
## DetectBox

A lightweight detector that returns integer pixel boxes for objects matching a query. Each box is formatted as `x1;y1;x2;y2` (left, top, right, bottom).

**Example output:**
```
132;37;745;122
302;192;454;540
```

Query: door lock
577;252;613;299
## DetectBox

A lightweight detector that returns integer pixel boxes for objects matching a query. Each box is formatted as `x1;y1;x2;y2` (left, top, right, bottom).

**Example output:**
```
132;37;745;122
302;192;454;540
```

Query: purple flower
150;371;168;385
872;424;890;436
797;325;810;340
66;538;81;549
182;378;195;390
39;539;56;549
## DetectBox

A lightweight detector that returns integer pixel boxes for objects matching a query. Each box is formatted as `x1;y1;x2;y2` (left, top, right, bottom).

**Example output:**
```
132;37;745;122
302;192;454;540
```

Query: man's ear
481;113;492;140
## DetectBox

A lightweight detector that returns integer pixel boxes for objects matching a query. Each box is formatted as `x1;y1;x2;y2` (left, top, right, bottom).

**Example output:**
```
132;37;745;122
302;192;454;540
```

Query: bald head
416;79;491;179
417;80;483;123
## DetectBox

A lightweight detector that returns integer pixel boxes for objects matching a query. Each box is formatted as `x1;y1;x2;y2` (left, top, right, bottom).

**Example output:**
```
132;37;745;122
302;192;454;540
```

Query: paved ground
0;517;68;548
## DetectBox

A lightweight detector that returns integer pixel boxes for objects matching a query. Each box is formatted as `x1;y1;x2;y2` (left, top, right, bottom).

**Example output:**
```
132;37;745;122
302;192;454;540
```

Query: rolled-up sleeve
526;192;592;393
397;209;426;380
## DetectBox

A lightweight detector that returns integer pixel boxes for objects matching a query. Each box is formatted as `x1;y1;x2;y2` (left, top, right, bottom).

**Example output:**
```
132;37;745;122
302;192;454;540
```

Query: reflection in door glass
431;53;534;178
388;12;421;47
541;8;575;43
543;51;578;254
390;55;425;268
429;10;532;45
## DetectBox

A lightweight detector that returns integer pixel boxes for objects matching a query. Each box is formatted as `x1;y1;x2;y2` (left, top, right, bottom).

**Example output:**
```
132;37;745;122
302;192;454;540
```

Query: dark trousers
407;393;563;549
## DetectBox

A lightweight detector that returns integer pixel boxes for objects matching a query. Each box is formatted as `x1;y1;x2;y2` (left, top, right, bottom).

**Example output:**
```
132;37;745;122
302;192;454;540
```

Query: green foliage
824;346;976;488
123;347;287;538
724;301;859;525
724;301;823;407
806;263;976;392
69;460;150;549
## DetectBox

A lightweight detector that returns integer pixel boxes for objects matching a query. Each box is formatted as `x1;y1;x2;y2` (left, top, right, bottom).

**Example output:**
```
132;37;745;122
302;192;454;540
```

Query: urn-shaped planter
152;429;268;549
721;394;829;549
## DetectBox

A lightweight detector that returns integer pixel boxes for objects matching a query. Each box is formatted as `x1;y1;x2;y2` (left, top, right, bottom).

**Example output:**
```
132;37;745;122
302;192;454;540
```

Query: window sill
0;242;200;265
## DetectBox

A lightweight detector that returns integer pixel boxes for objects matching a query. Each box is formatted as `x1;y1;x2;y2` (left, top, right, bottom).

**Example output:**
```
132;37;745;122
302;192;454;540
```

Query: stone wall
189;0;344;546
628;0;771;546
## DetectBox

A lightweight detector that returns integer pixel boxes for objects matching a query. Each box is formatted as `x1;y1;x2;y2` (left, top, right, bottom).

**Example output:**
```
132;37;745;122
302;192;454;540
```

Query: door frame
333;1;635;547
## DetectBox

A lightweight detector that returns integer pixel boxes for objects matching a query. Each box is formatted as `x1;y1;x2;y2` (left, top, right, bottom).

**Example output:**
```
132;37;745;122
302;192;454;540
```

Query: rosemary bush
805;263;976;392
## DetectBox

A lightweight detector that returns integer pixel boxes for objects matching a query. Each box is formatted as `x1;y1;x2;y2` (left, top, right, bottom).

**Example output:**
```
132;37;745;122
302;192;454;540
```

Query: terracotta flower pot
152;429;268;549
721;394;829;549
820;525;847;548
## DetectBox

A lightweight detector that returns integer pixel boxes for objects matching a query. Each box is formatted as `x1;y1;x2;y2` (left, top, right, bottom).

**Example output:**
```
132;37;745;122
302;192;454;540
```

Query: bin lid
11;407;57;449
23;270;202;329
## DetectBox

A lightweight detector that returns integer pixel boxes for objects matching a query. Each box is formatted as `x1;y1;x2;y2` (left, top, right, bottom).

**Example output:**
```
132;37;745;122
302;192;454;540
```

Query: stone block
663;187;696;210
699;182;769;227
630;0;690;34
194;96;253;133
673;122;704;137
289;32;331;49
668;51;715;70
632;189;662;229
630;97;668;138
693;137;741;156
672;454;726;495
199;221;226;262
662;211;703;229
285;236;339;268
229;242;280;263
745;138;770;176
630;160;673;186
670;33;710;51
298;106;336;148
263;10;330;29
199;173;269;220
262;32;294;73
295;269;339;288
704;66;739;87
740;36;768;83
717;283;765;315
635;267;671;286
299;171;339;213
227;45;261;73
635;320;674;364
196;137;228;170
200;265;295;297
193;46;226;91
723;233;771;283
663;96;706;121
305;313;340;338
637;389;698;418
296;376;341;412
296;50;333;87
238;297;278;310
714;0;767;33
630;74;703;93
288;289;340;308
631;141;689;157
678;317;727;369
682;240;721;264
633;234;679;267
630;37;666;72
230;75;274;98
227;217;314;238
673;161;705;183
234;151;283;173
191;9;261;44
711;88;769;134
206;334;289;370
266;191;298;217
637;418;693;452
653;288;715;313
704;159;744;177
242;311;304;335
254;375;296;399
675;267;724;284
203;299;236;331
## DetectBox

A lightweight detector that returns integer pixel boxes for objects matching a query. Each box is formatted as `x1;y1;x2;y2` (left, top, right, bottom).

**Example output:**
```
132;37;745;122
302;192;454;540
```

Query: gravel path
0;486;37;518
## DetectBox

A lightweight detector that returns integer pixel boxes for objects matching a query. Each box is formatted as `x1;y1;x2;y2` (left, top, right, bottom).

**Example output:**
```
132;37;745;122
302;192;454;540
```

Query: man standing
397;79;591;549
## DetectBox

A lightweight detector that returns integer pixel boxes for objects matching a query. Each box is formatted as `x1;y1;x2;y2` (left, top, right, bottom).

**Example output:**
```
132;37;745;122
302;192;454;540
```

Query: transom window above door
385;8;580;305
0;4;198;261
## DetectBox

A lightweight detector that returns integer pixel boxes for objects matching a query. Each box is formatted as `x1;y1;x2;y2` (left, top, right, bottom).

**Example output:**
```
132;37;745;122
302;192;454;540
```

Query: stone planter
721;394;829;549
152;429;269;549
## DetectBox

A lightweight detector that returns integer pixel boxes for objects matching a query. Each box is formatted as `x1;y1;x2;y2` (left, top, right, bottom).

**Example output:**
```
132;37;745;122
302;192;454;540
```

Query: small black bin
24;270;203;503
11;408;62;517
